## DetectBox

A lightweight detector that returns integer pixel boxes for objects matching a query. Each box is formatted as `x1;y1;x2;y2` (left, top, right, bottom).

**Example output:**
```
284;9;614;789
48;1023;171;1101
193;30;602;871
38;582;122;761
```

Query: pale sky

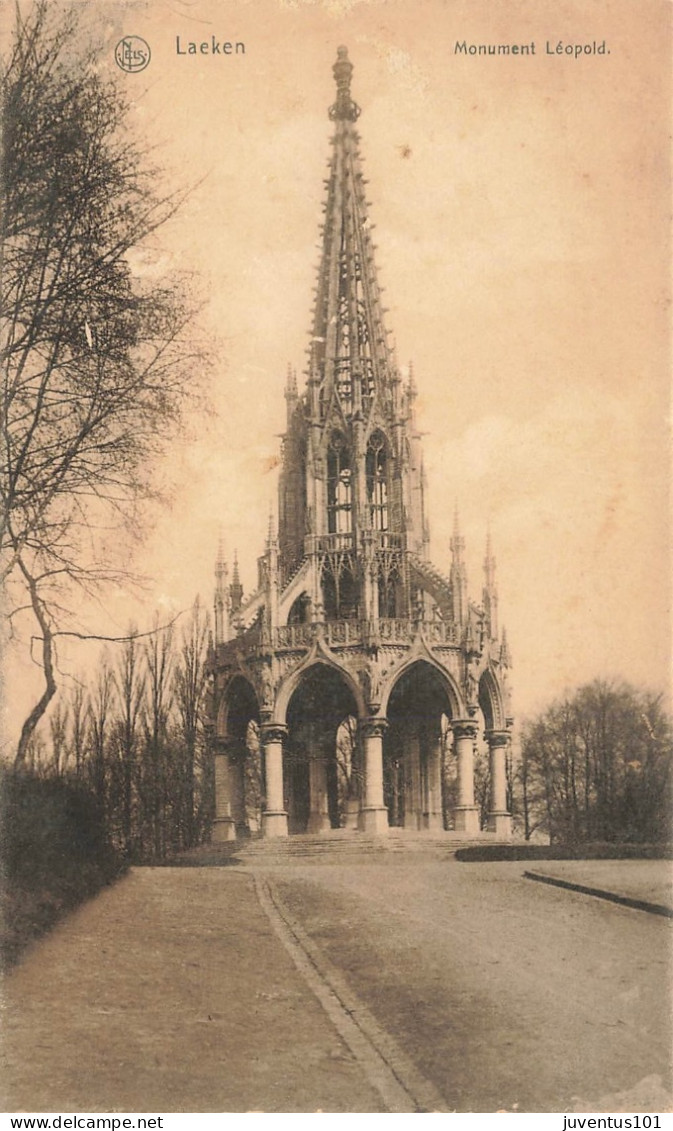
3;0;671;748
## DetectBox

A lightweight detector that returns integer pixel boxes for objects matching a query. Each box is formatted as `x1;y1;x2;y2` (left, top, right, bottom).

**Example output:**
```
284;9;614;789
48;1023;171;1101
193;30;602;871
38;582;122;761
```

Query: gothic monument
207;48;513;840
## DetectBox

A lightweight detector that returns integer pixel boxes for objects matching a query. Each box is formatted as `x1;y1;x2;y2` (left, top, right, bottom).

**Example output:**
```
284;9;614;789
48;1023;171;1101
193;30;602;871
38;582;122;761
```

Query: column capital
451;718;478;741
260;722;288;745
360;716;388;739
485;729;510;748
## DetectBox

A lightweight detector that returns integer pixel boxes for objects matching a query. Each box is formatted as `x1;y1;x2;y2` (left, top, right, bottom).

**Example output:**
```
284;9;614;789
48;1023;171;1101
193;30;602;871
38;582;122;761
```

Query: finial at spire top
453;502;460;538
484;524;496;587
329;46;361;122
215;530;227;580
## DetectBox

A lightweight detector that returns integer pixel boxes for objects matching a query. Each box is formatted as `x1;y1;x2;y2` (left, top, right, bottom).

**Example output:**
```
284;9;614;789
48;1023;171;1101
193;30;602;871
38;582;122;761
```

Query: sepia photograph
1;0;671;1117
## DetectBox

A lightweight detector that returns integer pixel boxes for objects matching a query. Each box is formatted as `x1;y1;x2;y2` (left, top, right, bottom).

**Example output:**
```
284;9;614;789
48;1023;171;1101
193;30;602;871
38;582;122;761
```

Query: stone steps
177;830;496;867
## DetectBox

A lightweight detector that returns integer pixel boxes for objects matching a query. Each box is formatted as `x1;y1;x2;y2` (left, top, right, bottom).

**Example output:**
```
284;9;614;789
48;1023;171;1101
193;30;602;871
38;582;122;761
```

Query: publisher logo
115;36;151;73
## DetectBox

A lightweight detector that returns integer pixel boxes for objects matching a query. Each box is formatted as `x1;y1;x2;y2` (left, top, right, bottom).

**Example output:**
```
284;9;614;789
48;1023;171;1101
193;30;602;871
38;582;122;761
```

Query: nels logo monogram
114;36;151;73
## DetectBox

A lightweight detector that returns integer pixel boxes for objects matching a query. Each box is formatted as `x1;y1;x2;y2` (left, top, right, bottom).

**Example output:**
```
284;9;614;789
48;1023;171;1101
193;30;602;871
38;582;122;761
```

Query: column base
343;799;360;830
358;806;389;834
453;806;481;835
211;816;237;843
306;811;331;834
422;811;444;831
261;810;289;838
404;811;422;831
487;812;512;838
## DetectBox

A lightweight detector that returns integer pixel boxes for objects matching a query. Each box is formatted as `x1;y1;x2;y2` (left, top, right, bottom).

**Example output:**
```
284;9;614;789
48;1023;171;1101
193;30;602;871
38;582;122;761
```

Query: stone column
343;727;362;830
307;754;330;833
422;733;444;831
261;723;288;838
212;741;236;843
404;732;422;830
487;730;512;838
452;719;480;835
358;717;389;834
230;755;247;835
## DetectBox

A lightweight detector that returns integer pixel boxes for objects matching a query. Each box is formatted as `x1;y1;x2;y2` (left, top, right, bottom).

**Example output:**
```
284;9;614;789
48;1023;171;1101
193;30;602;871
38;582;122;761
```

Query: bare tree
1;2;206;764
88;655;114;809
48;700;69;777
111;627;145;856
173;599;209;848
141;618;174;857
68;680;87;779
520;681;672;844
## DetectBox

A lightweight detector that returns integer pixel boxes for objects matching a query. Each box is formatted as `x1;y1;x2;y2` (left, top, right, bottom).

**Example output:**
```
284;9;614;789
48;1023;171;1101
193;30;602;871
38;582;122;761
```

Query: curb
523;870;673;919
252;872;451;1113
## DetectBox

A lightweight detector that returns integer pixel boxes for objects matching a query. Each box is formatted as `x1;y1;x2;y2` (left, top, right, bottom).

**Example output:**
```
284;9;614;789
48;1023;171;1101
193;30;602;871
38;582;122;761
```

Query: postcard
1;0;670;1117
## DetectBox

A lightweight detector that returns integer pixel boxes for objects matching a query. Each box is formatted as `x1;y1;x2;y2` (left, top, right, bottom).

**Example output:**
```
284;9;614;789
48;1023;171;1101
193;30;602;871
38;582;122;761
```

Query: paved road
271;859;673;1113
1;869;381;1113
2;858;671;1113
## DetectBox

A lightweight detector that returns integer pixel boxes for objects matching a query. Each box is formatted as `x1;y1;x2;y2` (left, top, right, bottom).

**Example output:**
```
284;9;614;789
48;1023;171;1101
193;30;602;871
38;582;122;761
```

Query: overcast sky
4;0;671;746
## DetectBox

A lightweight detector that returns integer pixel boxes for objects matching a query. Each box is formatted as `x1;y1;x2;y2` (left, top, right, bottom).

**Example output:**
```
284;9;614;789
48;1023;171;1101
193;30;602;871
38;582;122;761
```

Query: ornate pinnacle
407;360;417;399
230;551;243;615
484;526;496;588
266;504;278;549
451;503;465;555
329;46;361;122
215;533;227;585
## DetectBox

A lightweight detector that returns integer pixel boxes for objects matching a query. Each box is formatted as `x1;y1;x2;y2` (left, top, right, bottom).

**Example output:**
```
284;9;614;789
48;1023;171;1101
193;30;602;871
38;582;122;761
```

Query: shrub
0;768;127;967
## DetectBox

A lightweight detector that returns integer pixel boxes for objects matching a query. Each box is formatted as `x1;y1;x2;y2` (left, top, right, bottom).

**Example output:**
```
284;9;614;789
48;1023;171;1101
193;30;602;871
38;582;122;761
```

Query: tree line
517;681;671;845
21;601;214;861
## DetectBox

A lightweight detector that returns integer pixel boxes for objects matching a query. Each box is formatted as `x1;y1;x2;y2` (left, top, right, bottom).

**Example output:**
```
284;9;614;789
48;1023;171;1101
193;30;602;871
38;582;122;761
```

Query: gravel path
1;868;381;1113
2;858;671;1113
271;859;673;1112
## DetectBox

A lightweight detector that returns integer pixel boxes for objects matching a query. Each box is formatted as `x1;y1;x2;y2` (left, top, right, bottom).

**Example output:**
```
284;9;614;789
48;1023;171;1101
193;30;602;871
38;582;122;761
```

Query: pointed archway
285;663;360;833
384;661;455;830
213;675;261;841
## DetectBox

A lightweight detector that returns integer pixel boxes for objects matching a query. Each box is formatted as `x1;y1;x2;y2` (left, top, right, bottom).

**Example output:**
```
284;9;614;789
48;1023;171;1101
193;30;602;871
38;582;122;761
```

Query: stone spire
307;46;397;427
229;551;243;615
483;526;498;640
450;504;468;626
265;504;280;627
214;536;229;645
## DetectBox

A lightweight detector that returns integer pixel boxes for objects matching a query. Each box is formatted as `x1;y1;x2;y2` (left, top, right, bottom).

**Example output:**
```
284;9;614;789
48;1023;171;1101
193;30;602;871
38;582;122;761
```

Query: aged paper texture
1;0;671;1117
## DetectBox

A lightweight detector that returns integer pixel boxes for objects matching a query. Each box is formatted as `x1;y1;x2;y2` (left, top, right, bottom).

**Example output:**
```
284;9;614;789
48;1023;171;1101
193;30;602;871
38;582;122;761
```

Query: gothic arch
326;430;352;534
478;666;506;731
283;661;364;833
275;653;366;725
287;592;311;624
366;428;390;532
380;656;465;720
216;674;261;740
382;659;455;831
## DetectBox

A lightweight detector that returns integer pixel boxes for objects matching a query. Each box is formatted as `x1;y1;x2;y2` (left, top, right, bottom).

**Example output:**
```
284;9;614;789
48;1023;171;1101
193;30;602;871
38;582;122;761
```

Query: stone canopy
207;48;513;841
